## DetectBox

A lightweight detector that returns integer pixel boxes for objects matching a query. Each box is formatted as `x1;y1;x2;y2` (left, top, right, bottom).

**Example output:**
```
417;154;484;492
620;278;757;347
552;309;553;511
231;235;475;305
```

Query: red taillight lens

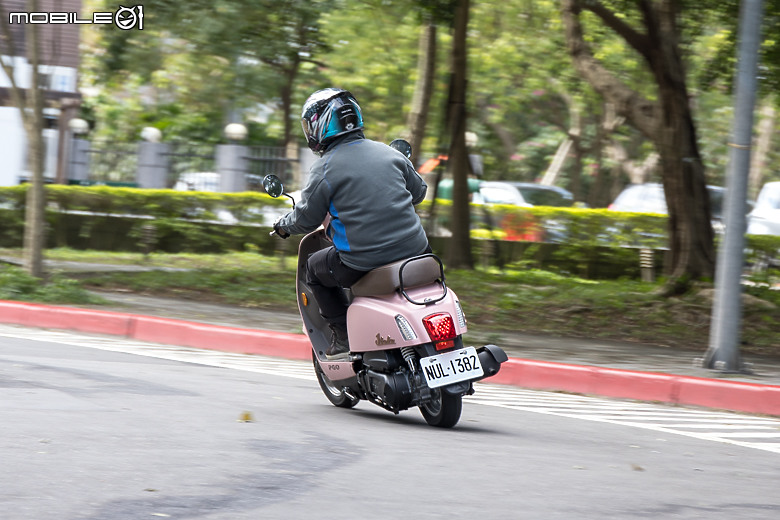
423;313;456;342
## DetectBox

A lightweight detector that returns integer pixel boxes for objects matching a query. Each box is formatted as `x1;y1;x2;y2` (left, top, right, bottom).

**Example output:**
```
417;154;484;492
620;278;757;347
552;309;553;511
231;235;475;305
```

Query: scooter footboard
314;350;358;381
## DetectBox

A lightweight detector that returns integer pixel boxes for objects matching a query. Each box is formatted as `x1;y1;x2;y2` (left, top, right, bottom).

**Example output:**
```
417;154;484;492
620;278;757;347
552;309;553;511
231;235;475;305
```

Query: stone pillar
136;142;171;189
298;147;316;189
216;144;249;192
55;98;81;184
68;138;91;183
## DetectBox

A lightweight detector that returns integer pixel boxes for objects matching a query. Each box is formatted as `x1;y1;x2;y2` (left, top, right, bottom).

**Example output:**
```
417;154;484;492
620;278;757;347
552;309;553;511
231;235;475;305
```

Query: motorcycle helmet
301;88;363;155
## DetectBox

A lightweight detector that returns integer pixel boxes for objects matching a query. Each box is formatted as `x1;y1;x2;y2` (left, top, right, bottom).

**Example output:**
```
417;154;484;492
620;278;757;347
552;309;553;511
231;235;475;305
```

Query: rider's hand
273;217;290;239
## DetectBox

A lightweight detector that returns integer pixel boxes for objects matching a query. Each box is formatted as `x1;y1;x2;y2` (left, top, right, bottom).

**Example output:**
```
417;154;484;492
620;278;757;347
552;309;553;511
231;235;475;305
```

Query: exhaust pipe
475;344;508;380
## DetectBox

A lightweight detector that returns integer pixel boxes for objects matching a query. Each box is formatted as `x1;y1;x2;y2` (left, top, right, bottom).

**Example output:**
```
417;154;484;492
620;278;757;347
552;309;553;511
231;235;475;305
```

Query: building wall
0;0;82;186
0;108;26;185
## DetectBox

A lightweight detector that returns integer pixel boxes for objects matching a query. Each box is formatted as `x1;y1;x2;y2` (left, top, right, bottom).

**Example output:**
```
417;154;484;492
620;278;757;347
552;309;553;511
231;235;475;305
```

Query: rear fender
346;286;466;352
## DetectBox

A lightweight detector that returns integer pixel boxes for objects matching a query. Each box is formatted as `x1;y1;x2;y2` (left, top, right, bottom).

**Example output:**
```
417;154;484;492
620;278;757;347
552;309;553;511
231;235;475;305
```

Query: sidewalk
1;290;779;416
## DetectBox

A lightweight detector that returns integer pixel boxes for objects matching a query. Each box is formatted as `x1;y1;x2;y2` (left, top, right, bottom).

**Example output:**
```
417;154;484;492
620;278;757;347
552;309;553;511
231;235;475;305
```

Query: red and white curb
2;300;779;417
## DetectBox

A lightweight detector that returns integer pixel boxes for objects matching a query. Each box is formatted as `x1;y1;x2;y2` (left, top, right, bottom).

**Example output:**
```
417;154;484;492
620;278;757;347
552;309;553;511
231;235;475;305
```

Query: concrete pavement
1;292;779;417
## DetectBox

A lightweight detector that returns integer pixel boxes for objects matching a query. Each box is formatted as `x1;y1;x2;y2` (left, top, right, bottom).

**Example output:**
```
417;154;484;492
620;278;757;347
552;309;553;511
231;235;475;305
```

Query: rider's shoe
325;325;350;359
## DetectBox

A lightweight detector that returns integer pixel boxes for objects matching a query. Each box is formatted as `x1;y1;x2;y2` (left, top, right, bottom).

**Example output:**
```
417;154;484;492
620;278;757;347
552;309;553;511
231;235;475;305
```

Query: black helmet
301;88;364;155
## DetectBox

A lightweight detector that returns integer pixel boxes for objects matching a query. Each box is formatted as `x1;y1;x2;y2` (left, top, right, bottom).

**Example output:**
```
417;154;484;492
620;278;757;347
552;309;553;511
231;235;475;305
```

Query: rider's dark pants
306;244;433;332
305;246;366;331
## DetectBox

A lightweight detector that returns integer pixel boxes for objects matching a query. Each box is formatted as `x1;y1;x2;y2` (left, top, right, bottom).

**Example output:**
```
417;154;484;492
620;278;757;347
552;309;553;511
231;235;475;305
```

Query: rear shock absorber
400;346;417;373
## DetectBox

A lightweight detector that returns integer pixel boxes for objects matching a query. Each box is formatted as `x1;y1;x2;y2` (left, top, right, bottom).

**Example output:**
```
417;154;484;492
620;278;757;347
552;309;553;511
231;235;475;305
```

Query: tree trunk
406;21;437;168
446;0;473;269
646;1;714;284
476;97;516;161
22;1;46;279
748;101;776;199
280;72;297;188
560;0;715;286
589;103;626;207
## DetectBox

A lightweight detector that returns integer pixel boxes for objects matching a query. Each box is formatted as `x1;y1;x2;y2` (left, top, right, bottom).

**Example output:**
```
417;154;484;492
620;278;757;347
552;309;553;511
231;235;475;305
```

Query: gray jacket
277;133;428;270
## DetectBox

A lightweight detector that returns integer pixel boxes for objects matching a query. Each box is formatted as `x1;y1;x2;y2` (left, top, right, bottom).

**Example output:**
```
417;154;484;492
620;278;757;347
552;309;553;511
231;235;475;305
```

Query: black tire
420;388;462;428
312;351;359;408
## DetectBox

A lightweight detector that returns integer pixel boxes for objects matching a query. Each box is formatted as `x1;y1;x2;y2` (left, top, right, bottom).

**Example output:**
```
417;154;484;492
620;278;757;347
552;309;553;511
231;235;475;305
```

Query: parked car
433;178;482;200
433;179;540;240
173;172;221;192
747;182;780;236
505;182;575;207
472;181;532;207
172;172;294;225
173;172;264;192
608;183;732;231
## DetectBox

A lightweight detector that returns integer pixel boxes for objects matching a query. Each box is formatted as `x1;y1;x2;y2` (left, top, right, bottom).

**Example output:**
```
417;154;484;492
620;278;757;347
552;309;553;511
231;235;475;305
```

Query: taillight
423;313;456;350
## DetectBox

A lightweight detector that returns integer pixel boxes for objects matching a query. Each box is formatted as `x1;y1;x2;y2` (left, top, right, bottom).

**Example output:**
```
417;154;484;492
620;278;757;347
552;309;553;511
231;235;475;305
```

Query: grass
0;265;104;304
0;248;778;356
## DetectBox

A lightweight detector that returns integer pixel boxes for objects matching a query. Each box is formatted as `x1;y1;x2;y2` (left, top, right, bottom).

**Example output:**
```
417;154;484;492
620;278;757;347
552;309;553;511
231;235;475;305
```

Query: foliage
2;249;774;354
0;265;103;304
692;0;780;97
3;186;777;273
0;186;293;254
3;185;289;221
81;0;780;205
84;0;335;145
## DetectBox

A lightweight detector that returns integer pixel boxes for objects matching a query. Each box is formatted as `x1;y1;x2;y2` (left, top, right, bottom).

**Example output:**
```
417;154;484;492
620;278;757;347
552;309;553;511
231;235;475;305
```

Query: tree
405;20;437;167
560;0;716;289
88;0;333;149
446;0;473;269
403;0;457;167
0;0;46;278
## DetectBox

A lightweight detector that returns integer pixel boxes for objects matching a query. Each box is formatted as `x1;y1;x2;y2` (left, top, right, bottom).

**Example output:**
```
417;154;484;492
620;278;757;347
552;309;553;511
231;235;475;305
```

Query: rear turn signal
422;313;456;350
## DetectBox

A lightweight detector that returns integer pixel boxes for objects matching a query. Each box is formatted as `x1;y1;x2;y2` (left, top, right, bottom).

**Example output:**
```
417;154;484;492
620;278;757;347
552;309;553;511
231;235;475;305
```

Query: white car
747;182;780;236
609;183;730;231
173;172;221;192
472;181;532;207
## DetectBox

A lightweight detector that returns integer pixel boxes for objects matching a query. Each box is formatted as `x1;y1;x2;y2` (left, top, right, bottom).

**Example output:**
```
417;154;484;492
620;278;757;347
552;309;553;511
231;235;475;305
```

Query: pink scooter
264;148;506;428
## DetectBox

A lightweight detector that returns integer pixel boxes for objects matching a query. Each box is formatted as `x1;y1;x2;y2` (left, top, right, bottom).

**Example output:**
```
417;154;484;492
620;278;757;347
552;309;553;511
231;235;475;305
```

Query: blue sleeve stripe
328;201;351;251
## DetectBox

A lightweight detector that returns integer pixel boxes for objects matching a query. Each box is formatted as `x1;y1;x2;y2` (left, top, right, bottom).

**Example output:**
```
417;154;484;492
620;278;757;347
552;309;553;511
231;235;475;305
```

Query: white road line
467;384;780;454
3;324;780;454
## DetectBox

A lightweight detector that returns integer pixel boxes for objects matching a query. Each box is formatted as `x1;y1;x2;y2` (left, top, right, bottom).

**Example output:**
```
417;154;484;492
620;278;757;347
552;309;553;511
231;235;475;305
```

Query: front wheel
312;351;359;408
420;388;462;428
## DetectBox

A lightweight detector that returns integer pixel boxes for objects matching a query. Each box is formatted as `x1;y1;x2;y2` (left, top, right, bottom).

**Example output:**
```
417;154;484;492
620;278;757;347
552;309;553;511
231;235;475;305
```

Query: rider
274;88;429;358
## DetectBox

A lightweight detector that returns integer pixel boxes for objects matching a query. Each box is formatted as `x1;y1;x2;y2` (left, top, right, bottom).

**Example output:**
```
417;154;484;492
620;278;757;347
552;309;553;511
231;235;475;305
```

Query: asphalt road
2;328;780;519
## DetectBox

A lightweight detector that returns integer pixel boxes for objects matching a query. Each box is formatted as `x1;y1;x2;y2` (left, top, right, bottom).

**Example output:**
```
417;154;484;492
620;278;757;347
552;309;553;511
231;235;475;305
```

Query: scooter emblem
375;333;396;346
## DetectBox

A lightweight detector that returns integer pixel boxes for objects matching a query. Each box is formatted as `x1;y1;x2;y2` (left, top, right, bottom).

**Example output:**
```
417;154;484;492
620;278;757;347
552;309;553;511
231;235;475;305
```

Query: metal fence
246;145;294;187
85;140;138;185
69;140;298;192
165;142;216;190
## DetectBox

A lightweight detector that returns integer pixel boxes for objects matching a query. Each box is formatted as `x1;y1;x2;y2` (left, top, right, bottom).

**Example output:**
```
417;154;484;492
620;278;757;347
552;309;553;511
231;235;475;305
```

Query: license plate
420;347;483;389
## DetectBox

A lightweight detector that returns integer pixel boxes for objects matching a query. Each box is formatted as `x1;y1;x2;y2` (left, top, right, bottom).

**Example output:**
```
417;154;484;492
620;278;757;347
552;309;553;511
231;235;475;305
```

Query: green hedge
1;186;778;279
0;185;292;254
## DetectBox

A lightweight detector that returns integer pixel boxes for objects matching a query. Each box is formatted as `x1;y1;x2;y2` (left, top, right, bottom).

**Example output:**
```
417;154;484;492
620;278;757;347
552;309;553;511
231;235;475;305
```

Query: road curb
491;359;780;416
2;300;779;416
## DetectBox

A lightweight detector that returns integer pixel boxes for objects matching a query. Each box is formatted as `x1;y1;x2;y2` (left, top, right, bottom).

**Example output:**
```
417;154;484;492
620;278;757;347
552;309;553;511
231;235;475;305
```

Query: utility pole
704;0;765;372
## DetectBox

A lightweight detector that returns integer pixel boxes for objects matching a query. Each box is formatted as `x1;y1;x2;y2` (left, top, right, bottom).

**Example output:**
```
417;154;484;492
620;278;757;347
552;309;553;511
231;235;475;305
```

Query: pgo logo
115;5;143;30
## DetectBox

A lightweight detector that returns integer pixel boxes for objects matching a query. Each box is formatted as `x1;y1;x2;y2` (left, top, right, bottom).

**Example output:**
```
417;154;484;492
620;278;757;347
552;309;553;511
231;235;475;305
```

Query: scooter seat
351;255;443;297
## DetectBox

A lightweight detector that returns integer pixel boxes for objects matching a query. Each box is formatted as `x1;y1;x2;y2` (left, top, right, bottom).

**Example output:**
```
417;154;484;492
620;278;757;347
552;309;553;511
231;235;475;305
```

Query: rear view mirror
389;139;412;159
263;175;284;198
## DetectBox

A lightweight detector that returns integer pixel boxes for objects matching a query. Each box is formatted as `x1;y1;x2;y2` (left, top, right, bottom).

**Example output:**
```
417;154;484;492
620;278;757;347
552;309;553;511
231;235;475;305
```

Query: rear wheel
420;388;462;428
312;351;359;408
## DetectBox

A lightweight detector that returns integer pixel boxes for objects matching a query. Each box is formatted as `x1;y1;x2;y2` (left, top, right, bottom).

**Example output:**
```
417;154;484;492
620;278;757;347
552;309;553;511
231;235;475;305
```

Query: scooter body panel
295;229;358;381
346;287;466;353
